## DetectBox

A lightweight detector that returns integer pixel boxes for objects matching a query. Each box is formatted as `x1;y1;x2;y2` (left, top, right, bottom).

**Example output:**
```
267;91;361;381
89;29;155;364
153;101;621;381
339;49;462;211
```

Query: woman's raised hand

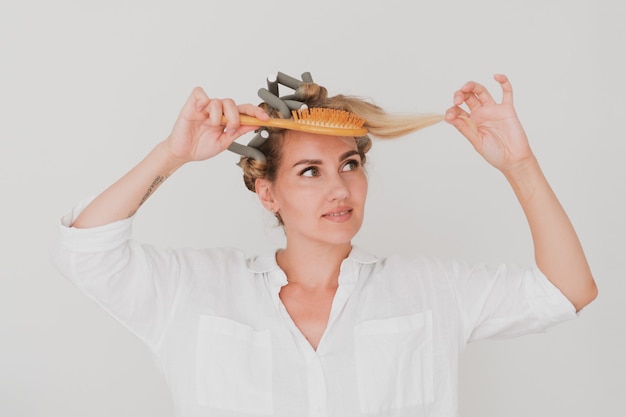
70;87;271;228
165;87;270;163
445;74;534;173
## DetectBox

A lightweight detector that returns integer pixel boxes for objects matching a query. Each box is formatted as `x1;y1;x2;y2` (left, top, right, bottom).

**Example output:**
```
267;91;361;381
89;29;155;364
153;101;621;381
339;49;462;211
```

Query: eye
341;159;361;172
299;166;320;177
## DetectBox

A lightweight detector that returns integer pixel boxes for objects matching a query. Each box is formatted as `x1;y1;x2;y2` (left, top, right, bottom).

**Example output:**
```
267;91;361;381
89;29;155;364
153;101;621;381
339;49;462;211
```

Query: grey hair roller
227;71;317;162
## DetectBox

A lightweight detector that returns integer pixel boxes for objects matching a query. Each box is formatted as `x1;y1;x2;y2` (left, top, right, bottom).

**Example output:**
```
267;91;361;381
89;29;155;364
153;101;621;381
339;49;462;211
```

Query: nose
327;173;350;201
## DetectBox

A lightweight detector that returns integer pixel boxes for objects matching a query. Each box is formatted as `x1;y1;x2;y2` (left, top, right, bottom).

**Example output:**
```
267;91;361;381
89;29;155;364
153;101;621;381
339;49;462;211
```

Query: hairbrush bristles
292;108;365;130
225;110;368;137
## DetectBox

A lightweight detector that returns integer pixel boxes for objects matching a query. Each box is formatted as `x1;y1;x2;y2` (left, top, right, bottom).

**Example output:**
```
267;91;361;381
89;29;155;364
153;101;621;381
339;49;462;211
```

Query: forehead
280;132;358;161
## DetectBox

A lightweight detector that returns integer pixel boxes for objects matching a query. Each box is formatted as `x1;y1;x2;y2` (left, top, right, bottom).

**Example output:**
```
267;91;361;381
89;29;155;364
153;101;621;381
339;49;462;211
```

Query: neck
276;241;352;290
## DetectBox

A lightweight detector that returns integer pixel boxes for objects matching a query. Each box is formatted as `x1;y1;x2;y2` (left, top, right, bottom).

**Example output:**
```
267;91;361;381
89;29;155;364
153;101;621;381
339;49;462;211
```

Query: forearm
504;155;597;311
72;141;185;228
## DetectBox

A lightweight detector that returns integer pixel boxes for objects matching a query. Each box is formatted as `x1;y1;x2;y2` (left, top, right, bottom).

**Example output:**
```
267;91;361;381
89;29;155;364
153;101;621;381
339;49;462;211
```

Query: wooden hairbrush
222;108;368;137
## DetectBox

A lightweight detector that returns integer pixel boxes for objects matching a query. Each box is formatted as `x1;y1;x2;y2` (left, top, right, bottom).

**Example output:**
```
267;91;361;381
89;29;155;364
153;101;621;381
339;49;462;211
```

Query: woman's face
259;132;368;248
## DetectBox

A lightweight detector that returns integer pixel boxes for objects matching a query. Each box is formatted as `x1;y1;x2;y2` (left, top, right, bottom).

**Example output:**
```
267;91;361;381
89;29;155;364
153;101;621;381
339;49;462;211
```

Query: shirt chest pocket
354;311;434;413
195;315;273;415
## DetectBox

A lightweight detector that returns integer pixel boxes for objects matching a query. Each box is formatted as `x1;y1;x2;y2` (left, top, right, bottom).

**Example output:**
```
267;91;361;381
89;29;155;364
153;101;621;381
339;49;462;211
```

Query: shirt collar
345;245;378;265
246;245;378;273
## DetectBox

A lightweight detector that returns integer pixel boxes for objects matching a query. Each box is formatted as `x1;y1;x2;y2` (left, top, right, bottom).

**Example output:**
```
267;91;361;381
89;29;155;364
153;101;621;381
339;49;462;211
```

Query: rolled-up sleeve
50;200;182;351
447;260;577;343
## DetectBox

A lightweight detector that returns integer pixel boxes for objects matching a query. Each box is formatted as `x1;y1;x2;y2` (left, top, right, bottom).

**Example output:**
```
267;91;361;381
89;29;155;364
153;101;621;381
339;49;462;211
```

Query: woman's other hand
445;74;533;173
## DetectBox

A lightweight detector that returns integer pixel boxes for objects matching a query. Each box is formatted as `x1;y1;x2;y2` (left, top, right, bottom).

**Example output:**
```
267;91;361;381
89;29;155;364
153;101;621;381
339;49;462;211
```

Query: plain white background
1;0;624;416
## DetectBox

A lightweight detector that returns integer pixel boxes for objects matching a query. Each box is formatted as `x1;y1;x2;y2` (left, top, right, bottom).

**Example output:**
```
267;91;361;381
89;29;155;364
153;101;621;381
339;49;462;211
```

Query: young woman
52;72;597;417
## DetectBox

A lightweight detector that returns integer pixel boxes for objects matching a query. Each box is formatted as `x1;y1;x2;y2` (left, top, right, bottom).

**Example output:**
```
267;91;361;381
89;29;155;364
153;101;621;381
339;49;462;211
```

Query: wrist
154;140;187;174
501;154;552;207
501;153;540;181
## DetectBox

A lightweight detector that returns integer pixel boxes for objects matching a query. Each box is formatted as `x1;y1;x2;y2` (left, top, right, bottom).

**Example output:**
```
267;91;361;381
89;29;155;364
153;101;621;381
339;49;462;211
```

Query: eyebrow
292;150;360;168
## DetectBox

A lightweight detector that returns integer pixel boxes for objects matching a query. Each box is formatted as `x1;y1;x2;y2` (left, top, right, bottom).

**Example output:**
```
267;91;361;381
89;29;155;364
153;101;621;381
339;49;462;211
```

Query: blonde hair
239;82;443;193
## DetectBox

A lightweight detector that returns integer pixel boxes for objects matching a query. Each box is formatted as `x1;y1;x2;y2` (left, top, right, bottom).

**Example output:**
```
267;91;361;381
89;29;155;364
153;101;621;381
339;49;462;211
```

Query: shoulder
174;246;253;268
352;247;462;289
376;251;459;275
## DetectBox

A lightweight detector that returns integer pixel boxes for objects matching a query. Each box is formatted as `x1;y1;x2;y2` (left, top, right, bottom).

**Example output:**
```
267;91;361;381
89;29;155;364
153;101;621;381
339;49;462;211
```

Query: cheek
274;185;319;215
353;174;369;200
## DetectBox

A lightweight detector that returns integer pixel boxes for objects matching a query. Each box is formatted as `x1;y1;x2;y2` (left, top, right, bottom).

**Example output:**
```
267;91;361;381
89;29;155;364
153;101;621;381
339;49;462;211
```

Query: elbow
574;278;598;312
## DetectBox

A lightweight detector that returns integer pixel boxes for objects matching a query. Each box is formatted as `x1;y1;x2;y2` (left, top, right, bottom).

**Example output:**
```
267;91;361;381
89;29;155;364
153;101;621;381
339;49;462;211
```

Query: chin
322;226;361;246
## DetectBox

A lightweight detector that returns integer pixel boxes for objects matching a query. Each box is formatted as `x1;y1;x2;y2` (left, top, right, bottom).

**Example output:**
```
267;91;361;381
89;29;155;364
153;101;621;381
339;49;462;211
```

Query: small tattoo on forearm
138;174;169;208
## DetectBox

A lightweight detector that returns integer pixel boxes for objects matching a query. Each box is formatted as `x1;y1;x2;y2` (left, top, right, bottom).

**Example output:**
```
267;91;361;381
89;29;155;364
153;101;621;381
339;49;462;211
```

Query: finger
191;86;210;112
221;98;241;135
217;123;260;146
445;105;468;120
458;115;480;144
205;99;225;127
237;103;270;120
445;106;478;142
494;73;514;105
233;124;262;138
177;87;210;119
444;105;469;127
454;90;482;111
460;81;496;106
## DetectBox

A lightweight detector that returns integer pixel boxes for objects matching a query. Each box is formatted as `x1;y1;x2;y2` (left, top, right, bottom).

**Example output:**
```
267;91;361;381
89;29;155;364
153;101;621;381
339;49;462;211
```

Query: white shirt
51;200;577;417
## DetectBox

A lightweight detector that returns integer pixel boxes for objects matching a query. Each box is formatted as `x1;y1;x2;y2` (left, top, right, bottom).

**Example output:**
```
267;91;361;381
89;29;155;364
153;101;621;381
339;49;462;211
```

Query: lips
322;207;353;222
324;209;351;217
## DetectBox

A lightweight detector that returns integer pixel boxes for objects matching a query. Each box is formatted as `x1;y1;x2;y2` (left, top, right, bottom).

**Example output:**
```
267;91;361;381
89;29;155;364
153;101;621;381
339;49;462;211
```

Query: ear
255;178;278;213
